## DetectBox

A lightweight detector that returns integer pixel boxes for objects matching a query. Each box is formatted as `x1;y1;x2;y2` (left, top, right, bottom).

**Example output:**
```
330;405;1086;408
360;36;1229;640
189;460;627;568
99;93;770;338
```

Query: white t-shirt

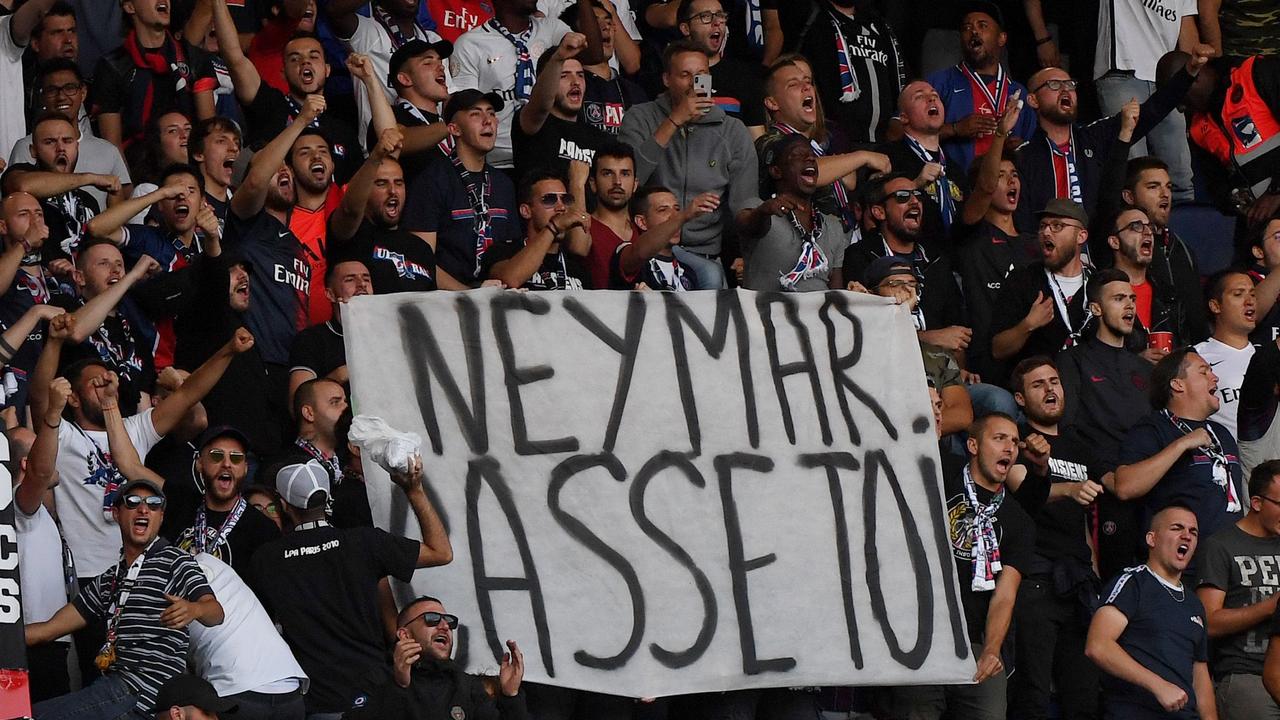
8;134;133;210
0;17;29;162
343;14;443;152
449;16;570;168
1195;337;1256;441
189;553;309;697
15;499;69;640
53;409;163;578
1094;0;1196;81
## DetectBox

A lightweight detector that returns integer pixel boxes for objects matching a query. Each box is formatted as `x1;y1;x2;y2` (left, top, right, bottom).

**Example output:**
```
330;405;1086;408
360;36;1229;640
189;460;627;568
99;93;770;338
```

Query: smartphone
693;73;713;100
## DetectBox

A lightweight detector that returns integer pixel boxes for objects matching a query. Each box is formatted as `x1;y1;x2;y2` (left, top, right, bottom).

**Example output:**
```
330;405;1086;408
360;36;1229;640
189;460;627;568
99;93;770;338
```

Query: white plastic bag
347;415;422;475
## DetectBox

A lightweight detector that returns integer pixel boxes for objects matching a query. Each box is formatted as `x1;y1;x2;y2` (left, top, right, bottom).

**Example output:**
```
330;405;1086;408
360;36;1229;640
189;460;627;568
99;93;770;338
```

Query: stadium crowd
0;0;1279;717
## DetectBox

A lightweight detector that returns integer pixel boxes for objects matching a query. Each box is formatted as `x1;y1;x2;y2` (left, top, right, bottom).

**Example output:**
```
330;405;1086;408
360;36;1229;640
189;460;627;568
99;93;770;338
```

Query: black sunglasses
881;188;925;204
538;192;574;208
121;495;166;511
411;611;459;629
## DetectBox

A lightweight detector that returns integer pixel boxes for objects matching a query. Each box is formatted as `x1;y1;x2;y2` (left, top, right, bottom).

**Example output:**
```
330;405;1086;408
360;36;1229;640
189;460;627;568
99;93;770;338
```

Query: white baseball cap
276;460;331;509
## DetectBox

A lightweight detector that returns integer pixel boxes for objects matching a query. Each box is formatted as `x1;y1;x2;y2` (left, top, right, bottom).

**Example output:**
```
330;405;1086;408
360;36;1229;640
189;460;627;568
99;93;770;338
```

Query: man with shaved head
882;79;967;235
0;191;57;419
1013;48;1213;232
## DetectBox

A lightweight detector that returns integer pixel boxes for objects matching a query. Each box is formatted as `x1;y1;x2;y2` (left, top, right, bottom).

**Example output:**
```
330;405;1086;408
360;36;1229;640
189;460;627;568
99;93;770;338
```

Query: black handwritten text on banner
345;289;973;697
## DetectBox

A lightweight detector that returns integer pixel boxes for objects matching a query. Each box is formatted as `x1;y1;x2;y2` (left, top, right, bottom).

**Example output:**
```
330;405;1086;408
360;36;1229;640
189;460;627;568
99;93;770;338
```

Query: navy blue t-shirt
401;159;519;286
119;224;202;271
223;211;311;365
1119;412;1246;544
1100;565;1208;719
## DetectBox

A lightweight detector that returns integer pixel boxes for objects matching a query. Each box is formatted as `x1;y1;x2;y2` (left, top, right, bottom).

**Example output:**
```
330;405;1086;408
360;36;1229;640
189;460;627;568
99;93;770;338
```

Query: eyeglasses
410;611;459;629
1033;79;1078;93
879;278;919;291
41;82;83;96
1038;220;1083;233
689;11;728;24
538;192;574;208
881;189;925;204
121;495;166;511
1115;220;1154;235
252;501;280;518
206;449;246;465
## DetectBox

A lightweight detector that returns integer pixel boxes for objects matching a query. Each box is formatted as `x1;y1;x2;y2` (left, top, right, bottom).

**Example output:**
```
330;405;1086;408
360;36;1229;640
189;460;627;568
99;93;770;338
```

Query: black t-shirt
163;498;282;577
991;262;1092;366
289;320;346;380
402;159;520;285
1100;566;1208;719
484;242;589;290
709;56;766;128
0;268;56;418
91;39;218;145
53;295;155;416
943;458;1036;645
243;85;362;183
511;113;612;178
250;524;419;713
270;448;373;530
370;102;444;182
223;211;311;365
1119;412;1246;545
333;220;437;294
956;220;1038;382
777;2;906;143
582;69;647;135
1012;427;1102;576
173;254;285;456
41;188;99;265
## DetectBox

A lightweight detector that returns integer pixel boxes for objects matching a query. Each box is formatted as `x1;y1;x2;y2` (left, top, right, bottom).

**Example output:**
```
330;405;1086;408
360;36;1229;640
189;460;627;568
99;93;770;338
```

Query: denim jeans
1095;71;1195;202
671;246;727;290
33;673;143;720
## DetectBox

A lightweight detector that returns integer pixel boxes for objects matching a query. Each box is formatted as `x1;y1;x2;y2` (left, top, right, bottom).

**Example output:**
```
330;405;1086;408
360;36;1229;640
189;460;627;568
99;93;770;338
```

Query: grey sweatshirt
618;95;760;256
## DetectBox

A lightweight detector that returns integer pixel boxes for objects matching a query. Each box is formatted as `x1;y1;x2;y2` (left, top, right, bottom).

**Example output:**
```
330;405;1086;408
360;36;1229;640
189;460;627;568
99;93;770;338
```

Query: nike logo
278;231;291;239
952;88;964;94
1210;360;1224;367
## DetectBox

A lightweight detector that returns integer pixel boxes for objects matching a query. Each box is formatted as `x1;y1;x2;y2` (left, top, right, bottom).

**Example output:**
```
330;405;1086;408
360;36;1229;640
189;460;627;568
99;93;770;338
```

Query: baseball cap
1035;198;1089;226
152;675;237;715
196;425;250;452
443;88;505;122
957;0;1004;28
387;38;454;89
863;255;917;289
276;459;331;509
114;478;165;505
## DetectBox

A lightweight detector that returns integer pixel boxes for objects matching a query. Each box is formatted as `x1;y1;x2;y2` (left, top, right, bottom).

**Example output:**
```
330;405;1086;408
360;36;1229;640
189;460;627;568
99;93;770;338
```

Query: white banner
345;289;974;698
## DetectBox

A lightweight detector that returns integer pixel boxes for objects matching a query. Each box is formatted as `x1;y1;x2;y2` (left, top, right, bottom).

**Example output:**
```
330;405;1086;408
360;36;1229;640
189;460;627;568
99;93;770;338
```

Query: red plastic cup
1148;331;1174;354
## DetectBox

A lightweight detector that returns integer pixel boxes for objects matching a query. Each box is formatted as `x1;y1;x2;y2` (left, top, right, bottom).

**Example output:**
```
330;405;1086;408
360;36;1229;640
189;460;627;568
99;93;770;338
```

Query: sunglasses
411;611;459;629
252;501;280;518
538;192;574;208
206;449;246;465
1033;79;1078;93
881;189;925;204
121;495;166;511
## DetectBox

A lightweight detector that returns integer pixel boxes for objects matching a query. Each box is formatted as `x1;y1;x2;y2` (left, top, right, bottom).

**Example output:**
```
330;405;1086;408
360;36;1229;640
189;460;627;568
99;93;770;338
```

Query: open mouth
300;66;315;84
1139;238;1153;255
214;471;234;492
1176;543;1190;559
222;156;238;172
709;30;722;45
801;95;815;112
54;101;71;112
54;155;69;170
277;173;292;189
1245;306;1257;321
156;1;169;14
107;276;121;286
1158;200;1170;212
132;516;150;535
235;281;249;299
434;72;446;85
384;196;401;217
567;87;583;102
175;203;190;219
1042;238;1057;254
968;36;984;51
1006;188;1019;204
309;161;327;180
995;457;1012;473
904;206;922;222
430;632;449;648
927;104;940;117
800;165;819;183
1042;393;1059;409
1058;96;1074;111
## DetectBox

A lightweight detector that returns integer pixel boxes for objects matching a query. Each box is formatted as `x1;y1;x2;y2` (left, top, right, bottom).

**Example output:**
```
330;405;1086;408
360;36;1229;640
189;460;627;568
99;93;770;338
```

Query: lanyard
192;498;248;555
1163;410;1241;512
371;2;423;49
1045;268;1090;349
771;123;855;229
903;134;955;228
958;61;1008;118
962;465;1004;591
295;519;330;532
295;437;342;486
98;537;161;670
1046;129;1083;204
71;422;126;519
450;152;493;276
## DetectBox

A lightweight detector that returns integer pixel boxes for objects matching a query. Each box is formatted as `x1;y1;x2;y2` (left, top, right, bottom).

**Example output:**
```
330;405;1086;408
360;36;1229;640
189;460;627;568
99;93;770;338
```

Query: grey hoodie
618;94;759;256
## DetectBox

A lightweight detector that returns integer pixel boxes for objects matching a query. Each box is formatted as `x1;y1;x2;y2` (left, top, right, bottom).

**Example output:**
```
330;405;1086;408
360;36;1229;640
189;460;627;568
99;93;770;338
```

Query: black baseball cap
957;0;1005;27
152;675;237;715
863;256;916;289
196;425;251;452
386;38;454;89
114;478;165;505
443;88;505;121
